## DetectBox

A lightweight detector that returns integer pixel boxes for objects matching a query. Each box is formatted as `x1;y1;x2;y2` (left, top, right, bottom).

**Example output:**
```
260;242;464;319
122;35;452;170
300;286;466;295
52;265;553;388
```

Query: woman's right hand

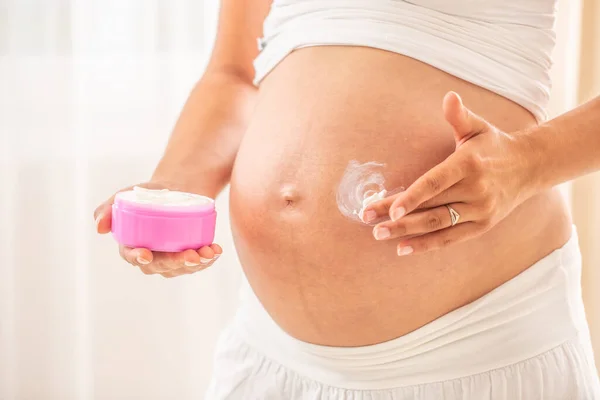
93;181;223;278
92;70;257;277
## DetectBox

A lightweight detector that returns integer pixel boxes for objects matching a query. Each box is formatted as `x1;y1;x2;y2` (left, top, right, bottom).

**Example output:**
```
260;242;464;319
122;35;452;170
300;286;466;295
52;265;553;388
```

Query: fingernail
363;210;377;223
373;227;391;240
185;261;200;267
391;207;406;221
397;246;414;256
213;253;221;259
199;257;212;264
137;256;150;265
95;213;103;228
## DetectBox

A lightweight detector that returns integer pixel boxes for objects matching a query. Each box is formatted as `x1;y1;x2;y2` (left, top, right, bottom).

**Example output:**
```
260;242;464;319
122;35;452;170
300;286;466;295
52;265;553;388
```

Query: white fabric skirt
206;228;600;399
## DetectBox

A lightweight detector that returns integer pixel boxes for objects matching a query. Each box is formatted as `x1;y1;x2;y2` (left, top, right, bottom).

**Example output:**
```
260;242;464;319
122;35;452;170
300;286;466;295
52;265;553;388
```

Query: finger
120;246;151;266
210;243;223;256
443;92;491;146
93;182;168;234
120;247;165;275
136;259;171;275
182;249;202;268
359;187;406;224
135;248;153;265
118;245;129;263
153;247;218;272
94;188;132;235
396;222;482;255
167;254;217;277
373;203;469;240
414;182;476;210
138;256;170;274
123;247;164;275
388;156;465;221
138;264;157;275
93;191;123;222
361;196;396;224
94;204;113;234
181;244;223;273
198;246;217;265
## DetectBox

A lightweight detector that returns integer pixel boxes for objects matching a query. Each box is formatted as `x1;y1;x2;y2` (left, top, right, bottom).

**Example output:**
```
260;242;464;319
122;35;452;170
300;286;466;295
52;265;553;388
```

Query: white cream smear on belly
116;186;213;206
336;161;390;224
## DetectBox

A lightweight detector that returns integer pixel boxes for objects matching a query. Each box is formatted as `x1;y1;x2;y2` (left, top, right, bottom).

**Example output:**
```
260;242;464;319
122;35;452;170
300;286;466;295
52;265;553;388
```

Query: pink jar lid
111;187;217;252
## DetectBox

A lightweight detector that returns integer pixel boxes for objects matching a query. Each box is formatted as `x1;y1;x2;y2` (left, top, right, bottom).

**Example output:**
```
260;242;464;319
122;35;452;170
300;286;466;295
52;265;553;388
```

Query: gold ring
446;204;460;226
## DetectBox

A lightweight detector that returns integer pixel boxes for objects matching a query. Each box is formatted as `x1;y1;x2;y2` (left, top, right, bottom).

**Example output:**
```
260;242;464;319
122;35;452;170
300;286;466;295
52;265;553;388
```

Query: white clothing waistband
234;227;590;390
253;0;556;122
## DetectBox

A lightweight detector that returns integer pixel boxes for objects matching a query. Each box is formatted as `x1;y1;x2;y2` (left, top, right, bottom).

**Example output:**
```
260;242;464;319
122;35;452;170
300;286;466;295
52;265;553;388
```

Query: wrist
150;71;255;199
510;127;548;201
151;160;229;199
507;129;544;204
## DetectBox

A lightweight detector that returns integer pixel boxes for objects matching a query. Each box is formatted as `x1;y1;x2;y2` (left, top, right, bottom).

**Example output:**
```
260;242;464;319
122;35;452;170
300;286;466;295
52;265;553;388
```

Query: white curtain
0;0;592;399
0;1;244;399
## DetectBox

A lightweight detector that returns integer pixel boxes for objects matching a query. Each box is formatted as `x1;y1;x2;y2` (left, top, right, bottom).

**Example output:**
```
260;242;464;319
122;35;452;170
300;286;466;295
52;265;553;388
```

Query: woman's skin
94;1;599;346
366;93;600;254
94;0;269;276
228;47;571;346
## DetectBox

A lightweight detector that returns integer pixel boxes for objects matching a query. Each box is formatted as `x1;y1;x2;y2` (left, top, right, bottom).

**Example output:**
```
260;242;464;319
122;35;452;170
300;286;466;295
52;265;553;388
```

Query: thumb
93;182;169;234
443;91;491;147
93;202;113;234
93;186;133;235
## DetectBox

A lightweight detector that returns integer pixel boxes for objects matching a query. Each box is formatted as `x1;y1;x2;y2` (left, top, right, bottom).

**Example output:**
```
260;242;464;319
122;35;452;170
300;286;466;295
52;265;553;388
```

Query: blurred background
0;0;599;399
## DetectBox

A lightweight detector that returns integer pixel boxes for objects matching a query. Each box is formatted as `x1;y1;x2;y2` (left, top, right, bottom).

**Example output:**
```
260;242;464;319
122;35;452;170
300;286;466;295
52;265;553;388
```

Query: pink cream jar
111;186;216;252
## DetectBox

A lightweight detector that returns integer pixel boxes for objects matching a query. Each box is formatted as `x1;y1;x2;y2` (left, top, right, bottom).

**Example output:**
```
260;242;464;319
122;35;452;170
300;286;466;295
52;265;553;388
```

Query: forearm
525;96;600;191
152;71;257;198
151;0;270;198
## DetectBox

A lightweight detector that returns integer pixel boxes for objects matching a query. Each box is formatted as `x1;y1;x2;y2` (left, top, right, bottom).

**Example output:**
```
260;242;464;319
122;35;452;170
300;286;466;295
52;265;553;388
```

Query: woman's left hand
363;91;540;256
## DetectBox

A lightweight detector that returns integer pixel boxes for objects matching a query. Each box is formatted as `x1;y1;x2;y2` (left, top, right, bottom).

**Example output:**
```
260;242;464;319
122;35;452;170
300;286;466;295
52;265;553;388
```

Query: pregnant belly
229;46;571;346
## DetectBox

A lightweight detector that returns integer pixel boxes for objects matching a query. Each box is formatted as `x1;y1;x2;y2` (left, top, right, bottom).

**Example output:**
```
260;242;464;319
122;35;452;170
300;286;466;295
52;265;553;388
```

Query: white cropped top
253;0;558;121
